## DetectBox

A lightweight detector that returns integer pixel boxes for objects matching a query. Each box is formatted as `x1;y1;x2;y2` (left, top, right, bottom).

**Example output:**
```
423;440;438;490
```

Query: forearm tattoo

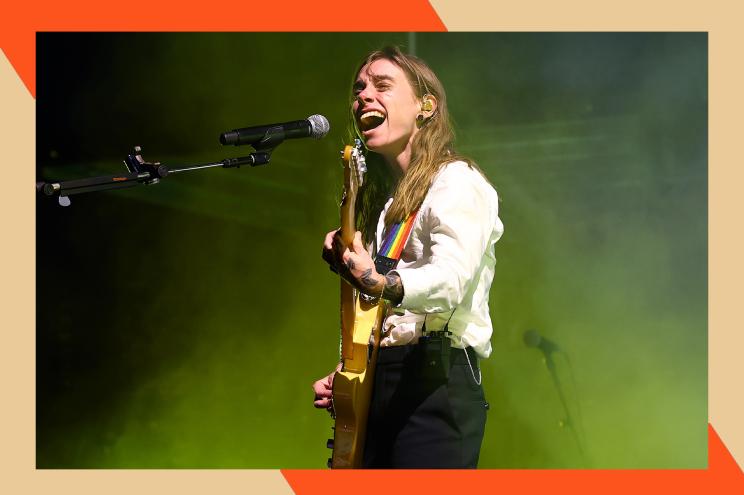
360;268;378;289
382;272;404;305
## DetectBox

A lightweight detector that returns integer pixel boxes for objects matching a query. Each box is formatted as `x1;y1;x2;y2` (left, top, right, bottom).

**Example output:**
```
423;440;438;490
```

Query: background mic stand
524;329;590;467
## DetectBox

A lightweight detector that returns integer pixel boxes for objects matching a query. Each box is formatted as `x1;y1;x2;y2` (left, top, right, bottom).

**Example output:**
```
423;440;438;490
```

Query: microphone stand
543;351;588;465
526;333;590;467
36;144;276;207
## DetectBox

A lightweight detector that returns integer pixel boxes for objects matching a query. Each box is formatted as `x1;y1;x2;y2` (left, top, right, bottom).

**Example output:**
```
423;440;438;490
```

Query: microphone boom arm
37;145;275;206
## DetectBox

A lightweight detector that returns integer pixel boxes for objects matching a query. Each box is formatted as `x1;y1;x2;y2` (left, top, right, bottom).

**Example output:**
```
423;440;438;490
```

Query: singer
313;46;504;468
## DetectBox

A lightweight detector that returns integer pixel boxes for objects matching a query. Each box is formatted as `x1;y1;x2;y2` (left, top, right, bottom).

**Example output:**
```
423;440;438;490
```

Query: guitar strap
373;209;419;275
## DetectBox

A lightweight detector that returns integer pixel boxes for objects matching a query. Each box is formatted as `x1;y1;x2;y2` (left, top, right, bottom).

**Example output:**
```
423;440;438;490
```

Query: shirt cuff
390;267;436;312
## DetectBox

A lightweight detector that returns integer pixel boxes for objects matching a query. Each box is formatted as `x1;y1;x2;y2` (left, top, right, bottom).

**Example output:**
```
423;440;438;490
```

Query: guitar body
330;296;385;468
328;141;384;469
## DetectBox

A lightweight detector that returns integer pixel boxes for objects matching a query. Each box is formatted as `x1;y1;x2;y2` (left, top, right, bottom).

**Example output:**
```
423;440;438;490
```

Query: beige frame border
2;1;740;492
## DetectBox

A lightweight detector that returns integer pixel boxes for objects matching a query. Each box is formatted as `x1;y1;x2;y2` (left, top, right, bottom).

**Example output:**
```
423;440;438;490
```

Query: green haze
36;32;707;468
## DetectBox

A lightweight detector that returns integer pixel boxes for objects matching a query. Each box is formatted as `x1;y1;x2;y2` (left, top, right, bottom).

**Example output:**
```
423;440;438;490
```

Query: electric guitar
327;140;386;468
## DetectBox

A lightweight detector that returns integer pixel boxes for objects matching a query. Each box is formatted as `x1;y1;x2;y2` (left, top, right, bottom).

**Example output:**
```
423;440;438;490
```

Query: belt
376;342;479;367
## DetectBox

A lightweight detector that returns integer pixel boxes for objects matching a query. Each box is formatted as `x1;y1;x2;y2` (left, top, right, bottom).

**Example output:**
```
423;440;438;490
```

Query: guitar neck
340;147;357;245
339;144;359;362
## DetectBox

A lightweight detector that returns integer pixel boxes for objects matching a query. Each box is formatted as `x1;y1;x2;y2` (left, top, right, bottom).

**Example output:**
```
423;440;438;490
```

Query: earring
416;113;425;124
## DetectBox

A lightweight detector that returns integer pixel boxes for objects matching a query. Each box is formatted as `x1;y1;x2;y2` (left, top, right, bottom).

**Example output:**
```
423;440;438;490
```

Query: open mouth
358;110;386;132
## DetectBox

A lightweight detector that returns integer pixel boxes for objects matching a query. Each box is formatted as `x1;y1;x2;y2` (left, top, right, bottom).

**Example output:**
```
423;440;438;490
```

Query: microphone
524;329;560;372
220;114;330;147
523;329;560;356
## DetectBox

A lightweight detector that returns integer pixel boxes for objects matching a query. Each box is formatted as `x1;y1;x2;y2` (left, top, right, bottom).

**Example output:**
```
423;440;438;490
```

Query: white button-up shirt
376;161;504;359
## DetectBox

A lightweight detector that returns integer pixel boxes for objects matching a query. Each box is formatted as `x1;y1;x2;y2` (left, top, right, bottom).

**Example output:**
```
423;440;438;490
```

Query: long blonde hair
349;46;479;243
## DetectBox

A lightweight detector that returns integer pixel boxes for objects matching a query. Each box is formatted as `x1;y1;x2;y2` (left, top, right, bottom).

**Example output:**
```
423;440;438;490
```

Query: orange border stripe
282;425;743;495
0;0;446;97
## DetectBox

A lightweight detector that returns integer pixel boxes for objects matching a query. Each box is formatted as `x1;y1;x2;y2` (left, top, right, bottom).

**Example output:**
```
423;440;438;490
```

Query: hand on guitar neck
321;229;404;304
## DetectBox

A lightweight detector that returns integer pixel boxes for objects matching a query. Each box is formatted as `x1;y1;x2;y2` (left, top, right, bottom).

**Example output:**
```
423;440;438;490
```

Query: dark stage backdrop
36;32;707;468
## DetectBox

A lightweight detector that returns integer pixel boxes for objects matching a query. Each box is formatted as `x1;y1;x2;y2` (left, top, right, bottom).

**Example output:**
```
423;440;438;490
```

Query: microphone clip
252;126;286;151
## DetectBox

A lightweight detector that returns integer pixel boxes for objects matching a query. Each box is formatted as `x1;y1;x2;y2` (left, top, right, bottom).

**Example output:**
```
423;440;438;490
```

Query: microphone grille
307;114;330;139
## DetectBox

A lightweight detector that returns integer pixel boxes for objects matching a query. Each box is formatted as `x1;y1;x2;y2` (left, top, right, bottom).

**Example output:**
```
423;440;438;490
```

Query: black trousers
362;344;489;468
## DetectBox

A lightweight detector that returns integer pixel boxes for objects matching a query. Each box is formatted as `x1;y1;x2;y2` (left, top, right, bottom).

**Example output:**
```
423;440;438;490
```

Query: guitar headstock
340;139;366;242
341;139;367;196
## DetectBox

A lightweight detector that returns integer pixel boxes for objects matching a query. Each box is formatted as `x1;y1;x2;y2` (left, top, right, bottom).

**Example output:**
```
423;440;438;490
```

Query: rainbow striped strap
374;210;418;275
